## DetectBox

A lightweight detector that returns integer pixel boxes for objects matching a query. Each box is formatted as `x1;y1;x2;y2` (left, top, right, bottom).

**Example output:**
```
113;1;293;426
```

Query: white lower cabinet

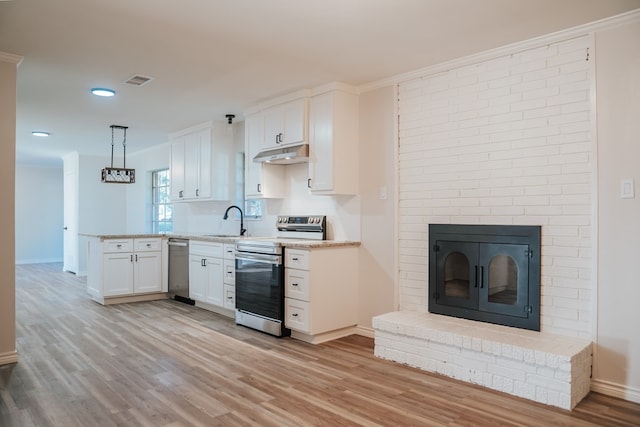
284;246;358;339
87;237;165;304
223;243;236;311
189;241;225;308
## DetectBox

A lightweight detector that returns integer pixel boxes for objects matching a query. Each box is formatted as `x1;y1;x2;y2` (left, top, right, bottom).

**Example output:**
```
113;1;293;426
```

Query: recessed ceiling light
91;88;116;97
32;131;50;137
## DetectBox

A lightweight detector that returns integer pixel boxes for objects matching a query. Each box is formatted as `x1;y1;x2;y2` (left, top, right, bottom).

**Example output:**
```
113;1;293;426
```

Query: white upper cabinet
245;112;286;198
308;88;359;195
169;121;233;202
262;98;308;149
169;138;186;201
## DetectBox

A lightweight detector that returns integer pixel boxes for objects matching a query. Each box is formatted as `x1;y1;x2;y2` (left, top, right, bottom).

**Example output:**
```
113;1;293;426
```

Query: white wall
15;165;63;264
593;19;640;402
357;86;397;330
126;142;170;233
74;154;129;274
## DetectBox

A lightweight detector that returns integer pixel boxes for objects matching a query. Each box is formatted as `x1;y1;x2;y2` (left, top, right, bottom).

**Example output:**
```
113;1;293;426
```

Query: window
151;169;173;233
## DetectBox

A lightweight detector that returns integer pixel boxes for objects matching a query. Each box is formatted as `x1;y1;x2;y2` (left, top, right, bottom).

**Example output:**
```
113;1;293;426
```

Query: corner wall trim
0;350;18;366
354;325;374;339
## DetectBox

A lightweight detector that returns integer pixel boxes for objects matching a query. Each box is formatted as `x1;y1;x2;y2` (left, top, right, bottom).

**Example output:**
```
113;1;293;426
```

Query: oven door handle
235;252;282;265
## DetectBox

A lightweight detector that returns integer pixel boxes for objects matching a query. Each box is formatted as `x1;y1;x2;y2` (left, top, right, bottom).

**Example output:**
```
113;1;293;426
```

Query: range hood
253;143;309;164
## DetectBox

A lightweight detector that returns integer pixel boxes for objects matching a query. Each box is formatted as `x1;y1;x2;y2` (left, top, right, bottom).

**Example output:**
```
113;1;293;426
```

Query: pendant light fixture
101;125;135;184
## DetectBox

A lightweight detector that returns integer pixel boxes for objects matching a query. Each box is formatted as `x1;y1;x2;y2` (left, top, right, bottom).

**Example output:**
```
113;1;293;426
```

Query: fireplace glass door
436;241;478;309
478;243;529;318
435;241;530;318
429;224;540;331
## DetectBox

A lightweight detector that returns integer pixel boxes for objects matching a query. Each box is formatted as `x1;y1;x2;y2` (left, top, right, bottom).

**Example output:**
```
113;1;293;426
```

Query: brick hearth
373;311;592;410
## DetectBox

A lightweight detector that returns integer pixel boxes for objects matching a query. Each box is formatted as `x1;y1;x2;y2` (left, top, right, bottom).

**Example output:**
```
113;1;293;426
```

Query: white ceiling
2;0;639;166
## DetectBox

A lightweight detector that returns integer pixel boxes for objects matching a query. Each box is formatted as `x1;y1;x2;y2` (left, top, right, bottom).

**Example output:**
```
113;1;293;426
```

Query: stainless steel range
234;215;326;336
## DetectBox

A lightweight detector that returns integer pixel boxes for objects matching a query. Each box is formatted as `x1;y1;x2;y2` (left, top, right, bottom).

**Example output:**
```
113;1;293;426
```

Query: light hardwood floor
1;263;639;426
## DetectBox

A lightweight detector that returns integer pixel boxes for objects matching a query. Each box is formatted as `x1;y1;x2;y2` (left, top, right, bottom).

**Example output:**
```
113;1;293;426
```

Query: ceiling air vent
124;74;154;86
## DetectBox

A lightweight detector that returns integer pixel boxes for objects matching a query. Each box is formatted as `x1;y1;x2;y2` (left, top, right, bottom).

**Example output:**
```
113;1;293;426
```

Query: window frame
151;168;173;233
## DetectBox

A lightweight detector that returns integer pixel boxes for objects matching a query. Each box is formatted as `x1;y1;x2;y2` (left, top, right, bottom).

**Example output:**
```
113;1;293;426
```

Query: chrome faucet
223;205;246;236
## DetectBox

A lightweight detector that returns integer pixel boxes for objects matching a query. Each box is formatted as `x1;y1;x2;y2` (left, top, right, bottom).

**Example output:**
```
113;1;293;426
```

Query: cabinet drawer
223;243;236;260
134;238;162;252
223;259;235;284
190;241;223;257
285;297;309;332
223;284;235;310
285;268;309;301
285;249;309;270
103;239;133;253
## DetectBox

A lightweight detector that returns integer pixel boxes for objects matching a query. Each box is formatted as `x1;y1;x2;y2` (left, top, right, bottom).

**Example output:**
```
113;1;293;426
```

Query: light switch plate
621;179;635;199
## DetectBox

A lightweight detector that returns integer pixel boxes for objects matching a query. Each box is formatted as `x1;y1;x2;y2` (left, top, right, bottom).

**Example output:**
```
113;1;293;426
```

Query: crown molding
359;8;640;92
0;51;23;65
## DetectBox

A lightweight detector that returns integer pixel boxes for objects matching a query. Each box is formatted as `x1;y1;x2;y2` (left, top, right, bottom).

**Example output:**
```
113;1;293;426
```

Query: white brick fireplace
374;34;596;409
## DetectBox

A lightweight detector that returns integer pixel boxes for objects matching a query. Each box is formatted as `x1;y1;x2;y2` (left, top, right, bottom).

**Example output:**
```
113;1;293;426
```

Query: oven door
235;252;284;322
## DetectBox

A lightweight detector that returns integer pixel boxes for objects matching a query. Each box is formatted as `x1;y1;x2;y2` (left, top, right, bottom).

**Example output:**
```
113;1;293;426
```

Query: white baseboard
15;258;63;265
591;378;640;404
0;350;18;365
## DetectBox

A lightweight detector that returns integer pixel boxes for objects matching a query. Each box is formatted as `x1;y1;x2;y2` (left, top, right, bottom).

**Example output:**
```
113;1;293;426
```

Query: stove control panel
277;215;324;225
276;215;327;239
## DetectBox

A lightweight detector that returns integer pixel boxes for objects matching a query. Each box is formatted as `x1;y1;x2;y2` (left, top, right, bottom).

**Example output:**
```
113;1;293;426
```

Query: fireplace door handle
474;266;478;288
480;266;485;288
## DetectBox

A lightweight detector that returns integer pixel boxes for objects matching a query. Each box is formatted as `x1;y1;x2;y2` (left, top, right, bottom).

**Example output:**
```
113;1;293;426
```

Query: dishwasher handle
168;241;188;247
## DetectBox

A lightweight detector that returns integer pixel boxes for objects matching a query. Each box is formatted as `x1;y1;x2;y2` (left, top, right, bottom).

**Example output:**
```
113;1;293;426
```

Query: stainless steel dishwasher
168;238;193;305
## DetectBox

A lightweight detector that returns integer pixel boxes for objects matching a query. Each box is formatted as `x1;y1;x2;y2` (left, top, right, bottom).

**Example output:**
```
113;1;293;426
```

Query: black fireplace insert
428;224;541;331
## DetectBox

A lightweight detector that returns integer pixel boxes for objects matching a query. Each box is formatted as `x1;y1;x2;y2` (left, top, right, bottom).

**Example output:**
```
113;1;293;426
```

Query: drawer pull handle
117;244;122;248
292;313;298;317
292;283;299;287
292;257;299;261
146;243;151;248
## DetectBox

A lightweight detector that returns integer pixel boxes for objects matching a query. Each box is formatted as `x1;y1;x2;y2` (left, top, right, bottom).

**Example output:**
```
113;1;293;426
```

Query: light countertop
79;233;360;249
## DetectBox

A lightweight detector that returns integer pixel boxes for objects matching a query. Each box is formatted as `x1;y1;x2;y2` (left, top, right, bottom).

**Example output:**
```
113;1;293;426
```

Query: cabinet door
245;113;265;197
169;138;186;201
223;259;235;285
308;90;359;195
134;251;162;294
263;107;284;149
183;133;200;199
281;98;307;145
262;98;307;149
103;253;134;296
308;92;335;192
189;255;206;301
245;113;286;198
223;284;235;311
204;256;224;307
195;129;212;199
285;297;309;333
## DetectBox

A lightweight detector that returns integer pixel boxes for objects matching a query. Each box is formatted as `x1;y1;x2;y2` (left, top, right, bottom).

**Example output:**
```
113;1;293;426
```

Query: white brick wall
397;35;593;338
374;312;592;410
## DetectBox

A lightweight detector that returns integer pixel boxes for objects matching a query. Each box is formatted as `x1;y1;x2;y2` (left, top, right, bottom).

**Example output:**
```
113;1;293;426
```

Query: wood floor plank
1;263;639;426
